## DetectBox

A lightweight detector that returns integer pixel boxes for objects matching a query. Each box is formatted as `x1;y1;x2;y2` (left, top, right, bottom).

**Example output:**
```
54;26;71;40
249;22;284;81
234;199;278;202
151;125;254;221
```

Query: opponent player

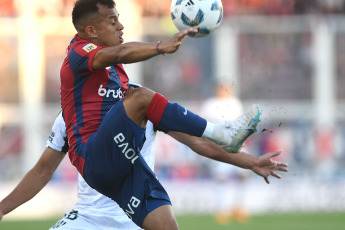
0;108;156;229
0;109;288;229
60;0;263;229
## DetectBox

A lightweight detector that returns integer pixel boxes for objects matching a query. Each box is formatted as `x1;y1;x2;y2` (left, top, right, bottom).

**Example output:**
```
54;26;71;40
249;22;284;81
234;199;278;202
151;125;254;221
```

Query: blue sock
157;102;207;137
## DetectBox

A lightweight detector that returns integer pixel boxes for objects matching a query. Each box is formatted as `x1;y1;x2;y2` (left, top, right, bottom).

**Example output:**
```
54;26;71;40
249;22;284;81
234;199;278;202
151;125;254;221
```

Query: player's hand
159;29;198;54
251;151;288;184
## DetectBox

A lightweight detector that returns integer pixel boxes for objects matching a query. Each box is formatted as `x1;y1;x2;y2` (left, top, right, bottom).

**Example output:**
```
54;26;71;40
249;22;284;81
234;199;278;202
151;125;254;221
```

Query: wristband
156;41;165;56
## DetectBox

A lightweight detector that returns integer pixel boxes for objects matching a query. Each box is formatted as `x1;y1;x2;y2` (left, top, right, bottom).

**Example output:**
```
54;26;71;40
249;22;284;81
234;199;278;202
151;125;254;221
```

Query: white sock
202;122;228;146
201;121;214;139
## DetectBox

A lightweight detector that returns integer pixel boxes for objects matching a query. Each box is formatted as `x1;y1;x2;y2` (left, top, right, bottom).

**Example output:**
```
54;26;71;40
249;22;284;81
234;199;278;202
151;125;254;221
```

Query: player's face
94;4;124;47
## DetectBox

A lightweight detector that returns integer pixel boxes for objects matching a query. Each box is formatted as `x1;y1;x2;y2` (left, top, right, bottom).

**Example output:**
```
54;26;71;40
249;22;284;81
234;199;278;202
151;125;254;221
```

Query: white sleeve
46;111;69;153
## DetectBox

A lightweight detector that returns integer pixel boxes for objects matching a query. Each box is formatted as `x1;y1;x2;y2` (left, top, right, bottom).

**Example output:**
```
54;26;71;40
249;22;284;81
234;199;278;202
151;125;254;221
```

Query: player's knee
156;215;179;230
133;87;155;101
142;204;179;230
125;87;155;110
165;217;179;230
143;216;179;230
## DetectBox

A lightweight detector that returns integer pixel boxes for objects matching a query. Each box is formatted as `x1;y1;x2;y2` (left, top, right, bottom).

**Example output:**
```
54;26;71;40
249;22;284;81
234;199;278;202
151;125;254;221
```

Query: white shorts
49;209;143;230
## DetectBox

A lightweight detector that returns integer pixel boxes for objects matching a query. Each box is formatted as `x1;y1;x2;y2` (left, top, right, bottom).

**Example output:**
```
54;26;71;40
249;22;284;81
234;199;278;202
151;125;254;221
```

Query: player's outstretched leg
207;104;261;153
124;88;261;153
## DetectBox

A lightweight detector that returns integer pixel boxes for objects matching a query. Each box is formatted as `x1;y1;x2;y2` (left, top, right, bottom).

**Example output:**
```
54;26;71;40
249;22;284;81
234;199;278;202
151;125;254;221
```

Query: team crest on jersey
83;43;97;52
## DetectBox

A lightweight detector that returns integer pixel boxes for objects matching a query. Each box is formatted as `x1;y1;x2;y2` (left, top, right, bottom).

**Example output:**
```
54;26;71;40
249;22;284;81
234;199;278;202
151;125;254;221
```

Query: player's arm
92;29;197;70
167;131;288;184
0;147;65;221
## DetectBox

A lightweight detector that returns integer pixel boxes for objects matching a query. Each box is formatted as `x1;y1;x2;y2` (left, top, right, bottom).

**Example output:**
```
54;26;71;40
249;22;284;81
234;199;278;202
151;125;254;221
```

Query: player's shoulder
54;111;65;124
70;36;102;56
52;111;66;134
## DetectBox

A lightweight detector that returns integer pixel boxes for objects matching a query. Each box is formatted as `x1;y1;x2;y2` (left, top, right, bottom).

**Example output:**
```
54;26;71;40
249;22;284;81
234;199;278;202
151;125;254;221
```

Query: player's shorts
82;101;171;227
49;209;142;230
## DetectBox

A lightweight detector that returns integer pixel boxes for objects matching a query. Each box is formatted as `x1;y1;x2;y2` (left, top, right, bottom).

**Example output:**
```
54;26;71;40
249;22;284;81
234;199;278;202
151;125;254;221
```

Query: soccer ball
170;0;223;38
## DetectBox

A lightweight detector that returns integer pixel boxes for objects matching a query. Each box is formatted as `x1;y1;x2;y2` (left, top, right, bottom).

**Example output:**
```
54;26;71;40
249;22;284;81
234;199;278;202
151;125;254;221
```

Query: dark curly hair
72;0;116;31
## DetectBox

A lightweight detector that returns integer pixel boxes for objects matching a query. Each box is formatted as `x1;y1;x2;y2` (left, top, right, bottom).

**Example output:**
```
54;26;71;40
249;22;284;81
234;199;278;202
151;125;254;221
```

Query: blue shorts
83;101;171;227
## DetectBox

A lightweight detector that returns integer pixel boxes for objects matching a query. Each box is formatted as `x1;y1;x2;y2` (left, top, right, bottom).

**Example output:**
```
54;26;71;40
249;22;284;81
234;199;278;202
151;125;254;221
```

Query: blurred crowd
1;0;345;17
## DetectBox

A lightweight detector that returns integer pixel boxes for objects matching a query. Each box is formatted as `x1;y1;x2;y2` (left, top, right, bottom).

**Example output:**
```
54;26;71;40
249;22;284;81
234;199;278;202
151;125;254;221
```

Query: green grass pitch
0;212;344;230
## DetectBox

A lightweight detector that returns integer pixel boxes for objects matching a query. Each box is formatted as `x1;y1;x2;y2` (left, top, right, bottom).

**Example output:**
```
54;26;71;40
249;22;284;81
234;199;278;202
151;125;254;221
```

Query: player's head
216;82;234;99
72;0;124;47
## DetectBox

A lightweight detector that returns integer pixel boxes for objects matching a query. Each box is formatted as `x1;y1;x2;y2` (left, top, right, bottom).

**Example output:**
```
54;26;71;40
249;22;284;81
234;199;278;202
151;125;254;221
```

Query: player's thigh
49;210;100;230
84;100;146;190
112;155;171;226
122;87;155;127
141;204;178;230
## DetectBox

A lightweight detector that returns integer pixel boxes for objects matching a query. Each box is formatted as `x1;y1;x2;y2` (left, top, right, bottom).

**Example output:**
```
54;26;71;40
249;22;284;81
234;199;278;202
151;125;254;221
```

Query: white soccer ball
170;0;223;38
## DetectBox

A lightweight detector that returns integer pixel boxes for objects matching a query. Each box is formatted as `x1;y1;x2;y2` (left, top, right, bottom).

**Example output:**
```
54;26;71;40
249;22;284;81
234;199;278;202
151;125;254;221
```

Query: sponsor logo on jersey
83;43;97;52
98;84;123;99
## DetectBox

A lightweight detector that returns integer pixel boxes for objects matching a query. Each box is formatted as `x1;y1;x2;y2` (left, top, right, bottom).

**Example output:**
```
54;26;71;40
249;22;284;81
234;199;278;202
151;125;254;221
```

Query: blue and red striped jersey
60;34;129;174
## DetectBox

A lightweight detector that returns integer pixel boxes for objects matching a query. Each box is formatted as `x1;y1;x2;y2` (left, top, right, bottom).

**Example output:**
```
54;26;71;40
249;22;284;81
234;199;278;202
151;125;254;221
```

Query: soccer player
0;110;287;229
59;0;268;229
0;110;156;229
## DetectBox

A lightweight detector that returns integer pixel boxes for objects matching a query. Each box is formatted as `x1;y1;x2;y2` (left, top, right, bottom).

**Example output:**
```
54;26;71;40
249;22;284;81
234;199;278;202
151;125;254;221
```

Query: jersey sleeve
46;111;69;153
69;41;103;74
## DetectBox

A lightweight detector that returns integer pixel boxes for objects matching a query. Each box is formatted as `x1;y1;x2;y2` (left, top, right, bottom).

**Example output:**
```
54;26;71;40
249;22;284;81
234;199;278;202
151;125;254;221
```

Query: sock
145;93;168;125
202;122;215;139
145;93;207;137
202;123;227;146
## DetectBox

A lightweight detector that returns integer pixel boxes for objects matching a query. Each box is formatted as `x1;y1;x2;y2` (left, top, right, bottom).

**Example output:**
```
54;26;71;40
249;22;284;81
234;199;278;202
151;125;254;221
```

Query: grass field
1;212;344;230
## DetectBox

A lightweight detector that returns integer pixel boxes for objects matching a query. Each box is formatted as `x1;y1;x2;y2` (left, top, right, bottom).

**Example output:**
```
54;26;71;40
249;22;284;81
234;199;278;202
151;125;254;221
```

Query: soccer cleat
219;104;261;153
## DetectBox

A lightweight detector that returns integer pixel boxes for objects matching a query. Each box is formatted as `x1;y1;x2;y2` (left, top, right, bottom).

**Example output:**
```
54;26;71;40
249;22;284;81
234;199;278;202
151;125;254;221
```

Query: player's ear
85;25;98;39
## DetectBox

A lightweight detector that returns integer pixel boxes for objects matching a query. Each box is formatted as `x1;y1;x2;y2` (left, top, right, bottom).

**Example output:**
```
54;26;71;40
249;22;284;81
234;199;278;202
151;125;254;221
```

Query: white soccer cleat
218;104;261;153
